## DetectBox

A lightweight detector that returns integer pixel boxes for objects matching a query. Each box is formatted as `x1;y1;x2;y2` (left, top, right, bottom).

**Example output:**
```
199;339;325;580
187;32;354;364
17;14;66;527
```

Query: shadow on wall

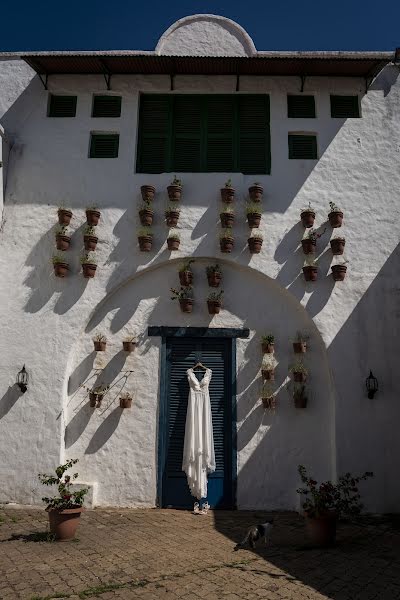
0;386;24;419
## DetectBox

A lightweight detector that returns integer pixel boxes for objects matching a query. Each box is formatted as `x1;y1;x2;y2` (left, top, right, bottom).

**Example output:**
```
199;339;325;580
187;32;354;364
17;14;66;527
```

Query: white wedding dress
182;368;216;500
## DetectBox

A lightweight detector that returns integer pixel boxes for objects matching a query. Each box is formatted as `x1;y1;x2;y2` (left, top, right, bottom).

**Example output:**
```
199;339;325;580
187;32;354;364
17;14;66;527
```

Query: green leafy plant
249;230;263;240
93;333;107;343
167;230;180;240
123;334;137;343
303;257;317;267
206;264;222;276
171;176;182;187
289;359;308;374
224;178;233;188
329;201;341;213
246;203;262;216
80;253;97;265
220;228;234;240
220;204;234;214
86;205;99;211
120;391;132;401
139;202;154;212
293;331;309;343
179;259;195;273
207;290;224;302
138;227;153;238
52;254;67;265
91;383;109;396
55;225;68;237
302;228;326;242
84;225;96;236
38;459;88;511
262;334;274;344
170;286;193;300
301;201;315;214
165;204;181;215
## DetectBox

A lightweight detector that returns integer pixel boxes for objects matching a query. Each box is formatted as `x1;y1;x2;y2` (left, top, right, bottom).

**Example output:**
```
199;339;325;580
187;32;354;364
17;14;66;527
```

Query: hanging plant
83;225;98;251
207;290;224;315
171;286;193;313
292;331;309;354
89;384;109;408
220;179;235;203
328;201;343;228
220;205;235;228
139;203;154;226
167;230;180;251
167;176;182;201
206;264;222;288
246;203;262;228
55;225;71;251
122;335;137;352
330;236;345;255
261;334;275;354
293;384;308;408
300;202;316;228
331;260;348;281
301;227;326;255
80;253;97;278
248;182;263;202
290;359;308;383
248;231;263;254
86;206;101;226
262;354;277;380
52;254;69;278
261;383;276;410
119;392;133;409
138;227;153;252
220;228;234;253
93;333;107;352
179;259;195;286
140;184;156;202
57;207;73;226
303;258;318;281
165;205;181;227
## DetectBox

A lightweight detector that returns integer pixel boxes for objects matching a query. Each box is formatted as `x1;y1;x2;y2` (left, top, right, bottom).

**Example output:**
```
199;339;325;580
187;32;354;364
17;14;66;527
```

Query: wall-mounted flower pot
167;185;182;201
207;272;222;288
167;238;180;251
300;210;315;228
262;396;276;410
140;185;155;202
89;392;104;407
248;184;263;202
58;209;72;226
93;340;106;351
220;187;235;203
47;507;83;541
179;299;193;313
166;211;180;227
305;512;337;546
179;271;193;286
139;208;154;226
84;235;98;252
293;342;307;353
82;263;97;278
220;237;234;253
331;265;347;281
53;263;69;278
86;209;101;226
119;397;132;408
330;238;345;255
248;237;263;254
247;213;261;228
328;211;343;228
138;235;153;252
294;394;308;408
56;235;71;251
301;239;316;254
262;342;274;354
262;369;275;381
122;341;136;352
207;300;221;315
220;212;234;228
303;265;318;281
293;371;307;383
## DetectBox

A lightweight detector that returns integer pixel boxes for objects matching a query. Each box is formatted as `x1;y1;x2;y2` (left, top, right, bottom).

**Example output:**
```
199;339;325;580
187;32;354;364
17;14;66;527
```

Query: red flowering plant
38;459;88;510
297;465;373;518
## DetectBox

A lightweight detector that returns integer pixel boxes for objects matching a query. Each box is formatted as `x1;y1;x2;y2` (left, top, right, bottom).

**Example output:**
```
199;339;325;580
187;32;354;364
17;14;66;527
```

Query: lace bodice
187;368;212;392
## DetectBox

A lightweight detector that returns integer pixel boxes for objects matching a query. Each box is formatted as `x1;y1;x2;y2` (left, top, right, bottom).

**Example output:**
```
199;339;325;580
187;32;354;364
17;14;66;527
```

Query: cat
234;519;274;551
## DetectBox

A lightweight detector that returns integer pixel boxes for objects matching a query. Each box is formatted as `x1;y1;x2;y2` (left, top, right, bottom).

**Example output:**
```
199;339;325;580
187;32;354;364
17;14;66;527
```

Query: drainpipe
0;125;9;228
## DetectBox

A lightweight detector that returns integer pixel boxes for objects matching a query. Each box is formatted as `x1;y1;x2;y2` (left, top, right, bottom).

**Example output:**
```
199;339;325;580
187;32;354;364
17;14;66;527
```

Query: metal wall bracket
300;75;306;93
99;59;112;90
170;74;175;91
365;76;373;93
38;73;48;90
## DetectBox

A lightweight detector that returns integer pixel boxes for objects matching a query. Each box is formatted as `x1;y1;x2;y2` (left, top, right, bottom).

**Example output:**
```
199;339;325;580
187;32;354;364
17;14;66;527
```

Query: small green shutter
287;95;316;118
206;97;235;172
89;134;119;158
172;96;202;172
48;95;77;117
137;96;172;173
238;95;270;174
330;96;360;118
288;134;317;159
92;95;121;117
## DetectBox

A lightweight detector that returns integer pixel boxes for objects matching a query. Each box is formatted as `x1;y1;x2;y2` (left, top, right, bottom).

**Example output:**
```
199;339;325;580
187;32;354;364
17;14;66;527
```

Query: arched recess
64;257;336;509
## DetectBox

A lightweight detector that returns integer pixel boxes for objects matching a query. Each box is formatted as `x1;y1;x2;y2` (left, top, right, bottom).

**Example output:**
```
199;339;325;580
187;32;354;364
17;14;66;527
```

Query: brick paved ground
0;507;399;600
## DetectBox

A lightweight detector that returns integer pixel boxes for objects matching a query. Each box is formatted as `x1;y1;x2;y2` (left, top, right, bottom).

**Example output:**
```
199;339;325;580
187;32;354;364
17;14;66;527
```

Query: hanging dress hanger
193;361;207;370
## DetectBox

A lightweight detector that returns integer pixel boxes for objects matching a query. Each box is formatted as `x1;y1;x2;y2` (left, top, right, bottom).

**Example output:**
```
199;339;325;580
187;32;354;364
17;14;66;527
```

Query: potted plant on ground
86;206;101;226
38;458;88;541
138;227;153;252
296;464;373;546
293;384;308;408
207;290;223;315
220;228;234;253
93;333;107;352
165;205;181;227
167;176;182;201
262;334;275;354
57;207;73;226
122;335;137;352
300;202;316;228
262;384;276;410
83;226;98;251
301;228;326;255
178;259;194;286
328;202;343;228
262;354;277;380
119;392;133;408
220;179;235;203
303;258;318;281
206;264;222;287
81;253;97;278
220;205;234;228
331;259;348;281
171;286;193;313
292;331;309;353
140;184;156;202
89;384;109;407
139;203;154;226
248;231;263;254
330;236;345;255
248;182;263;202
55;226;71;251
290;359;308;383
52;255;69;278
167;230;180;251
246;204;262;228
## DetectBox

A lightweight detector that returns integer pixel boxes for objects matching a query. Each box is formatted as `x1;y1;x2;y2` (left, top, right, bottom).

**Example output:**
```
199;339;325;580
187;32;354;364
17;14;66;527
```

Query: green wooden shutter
92;95;121;117
172;96;202;172
89;133;119;158
48;95;77;117
288;134;317;159
330;95;360;118
205;97;235;172
137;96;172;173
238;96;270;174
288;95;316;118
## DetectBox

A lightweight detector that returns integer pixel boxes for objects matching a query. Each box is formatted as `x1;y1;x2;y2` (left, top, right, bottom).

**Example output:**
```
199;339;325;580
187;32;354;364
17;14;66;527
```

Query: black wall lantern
366;370;378;399
16;365;29;393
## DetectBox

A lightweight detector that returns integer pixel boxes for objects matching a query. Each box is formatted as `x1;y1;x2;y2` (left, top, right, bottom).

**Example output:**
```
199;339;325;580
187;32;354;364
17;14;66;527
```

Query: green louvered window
287;95;316;118
136;94;270;174
330;95;360;118
89;133;119;158
92;95;122;117
288;134;318;159
48;95;77;117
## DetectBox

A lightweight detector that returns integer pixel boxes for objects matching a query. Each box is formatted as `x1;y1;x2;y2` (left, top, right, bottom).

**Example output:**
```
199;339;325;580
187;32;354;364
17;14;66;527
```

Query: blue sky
1;0;399;52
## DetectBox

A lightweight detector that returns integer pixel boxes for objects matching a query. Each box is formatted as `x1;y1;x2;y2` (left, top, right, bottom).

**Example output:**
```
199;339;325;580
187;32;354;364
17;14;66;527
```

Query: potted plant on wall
293;383;308;408
122;335;137;352
167;230;180;251
89;384;109;407
57;207;73;226
220;228;234;253
86;206;101;226
290;360;308;383
220;204;234;228
300;202;316;228
140;184;156;202
167;176;182;201
262;384;276;410
262;354;277;380
38;459;88;541
81;253;97;278
138;227;153;252
248;231;263;254
328;202;343;228
119;392;133;408
296;465;373;546
207;290;224;315
165;205;181;227
93;333;107;352
171;286;193;313
220;179;235;203
55;226;71;251
52;255;69;278
206;264;222;287
262;334;275;354
301;228;326;255
303;258;318;281
330;236;346;255
248;182;263;202
331;259;348;281
139;202;154;226
83;226;98;251
178;259;194;286
293;331;309;353
246;204;262;228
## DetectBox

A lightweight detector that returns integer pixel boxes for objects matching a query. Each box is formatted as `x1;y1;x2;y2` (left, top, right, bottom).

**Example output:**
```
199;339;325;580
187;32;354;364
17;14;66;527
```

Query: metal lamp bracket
38;73;48;90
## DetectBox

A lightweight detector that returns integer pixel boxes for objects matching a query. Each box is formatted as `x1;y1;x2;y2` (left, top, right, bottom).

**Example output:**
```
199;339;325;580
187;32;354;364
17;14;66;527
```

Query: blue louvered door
161;337;234;509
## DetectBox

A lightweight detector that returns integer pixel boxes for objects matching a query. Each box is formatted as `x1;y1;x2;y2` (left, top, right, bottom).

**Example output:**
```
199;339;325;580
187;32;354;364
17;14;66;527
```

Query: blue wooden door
161;337;234;509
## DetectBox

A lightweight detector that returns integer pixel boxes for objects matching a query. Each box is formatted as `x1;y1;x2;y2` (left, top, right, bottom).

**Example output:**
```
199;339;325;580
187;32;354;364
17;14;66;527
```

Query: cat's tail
234;532;249;551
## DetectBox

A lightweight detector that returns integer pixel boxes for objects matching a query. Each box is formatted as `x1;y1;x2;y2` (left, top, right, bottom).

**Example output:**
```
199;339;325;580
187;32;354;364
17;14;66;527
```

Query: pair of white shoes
193;501;210;515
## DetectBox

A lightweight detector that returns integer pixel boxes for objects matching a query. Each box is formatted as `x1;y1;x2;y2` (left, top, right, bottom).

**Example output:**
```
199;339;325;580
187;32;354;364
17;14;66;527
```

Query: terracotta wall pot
305;513;337;546
89;393;104;407
167;238;180;251
122;341;136;352
248;238;263;254
220;213;234;228
328;211;343;228
301;239;316;254
207;300;221;315
247;213;261;228
139;209;153;226
120;397;132;408
179;271;193;286
207;272;222;288
303;266;318;281
140;185;155;202
166;212;180;227
300;211;315;228
293;342;307;353
262;342;274;354
179;299;193;313
53;263;69;278
220;187;235;203
138;236;153;252
86;210;101;226
293;371;307;383
84;235;98;251
47;507;84;541
82;263;97;278
93;340;106;351
331;265;347;281
220;238;234;253
262;369;274;381
167;185;182;201
330;238;345;255
294;394;307;408
56;235;71;251
58;209;72;226
249;185;263;202
262;396;276;410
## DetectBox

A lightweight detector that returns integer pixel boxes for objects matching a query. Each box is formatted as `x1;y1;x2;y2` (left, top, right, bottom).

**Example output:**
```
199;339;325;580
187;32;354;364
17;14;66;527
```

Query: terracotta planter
262;343;274;354
122;341;136;352
328;211;343;228
220;213;234;228
300;211;315;228
139;209;154;226
56;235;71;251
249;185;263;202
58;209;72;226
207;272;222;288
167;185;182;201
262;396;276;410
305;513;337;546
165;211;180;227
331;265;347;281
86;209;101;226
207;300;221;315
303;265;318;281
301;239;316;255
93;340;106;351
294;393;308;408
248;238;263;254
53;263;69;278
138;235;153;252
89;392;104;407
82;263;97;278
47;507;84;541
262;369;275;381
179;299;193;313
293;342;307;353
120;397;132;408
179;271;193;286
247;213;261;228
220;238;234;253
84;235;98;251
140;185;155;202
330;238;345;255
167;238;180;251
293;371;307;383
220;187;235;203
